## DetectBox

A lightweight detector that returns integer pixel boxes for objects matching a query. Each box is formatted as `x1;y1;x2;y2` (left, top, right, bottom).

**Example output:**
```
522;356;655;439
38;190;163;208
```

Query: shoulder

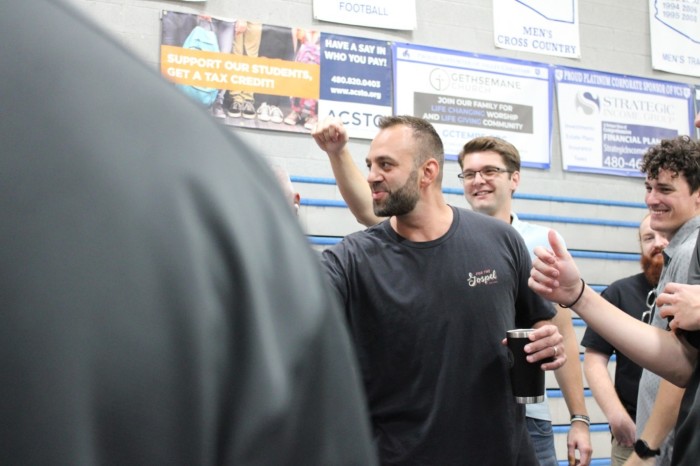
453;208;531;261
602;273;648;299
454;207;514;234
608;272;644;287
326;221;387;256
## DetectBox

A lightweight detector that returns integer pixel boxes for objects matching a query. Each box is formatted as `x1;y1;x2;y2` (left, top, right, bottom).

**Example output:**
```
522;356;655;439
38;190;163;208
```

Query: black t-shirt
323;206;554;465
581;273;651;420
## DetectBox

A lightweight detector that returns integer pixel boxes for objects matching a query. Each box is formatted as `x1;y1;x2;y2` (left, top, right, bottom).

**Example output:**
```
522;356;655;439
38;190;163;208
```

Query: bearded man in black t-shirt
581;213;667;466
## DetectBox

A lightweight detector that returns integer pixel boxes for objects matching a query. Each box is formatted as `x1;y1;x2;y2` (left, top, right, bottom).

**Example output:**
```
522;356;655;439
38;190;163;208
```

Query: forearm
638;379;684;448
553;308;588;416
569;287;694;386
583;350;628;422
327;147;381;227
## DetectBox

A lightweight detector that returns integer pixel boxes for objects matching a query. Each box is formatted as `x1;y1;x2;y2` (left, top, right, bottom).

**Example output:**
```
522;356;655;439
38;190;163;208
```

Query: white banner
555;66;694;177
313;0;416;30
493;0;580;58
649;0;700;77
393;43;553;169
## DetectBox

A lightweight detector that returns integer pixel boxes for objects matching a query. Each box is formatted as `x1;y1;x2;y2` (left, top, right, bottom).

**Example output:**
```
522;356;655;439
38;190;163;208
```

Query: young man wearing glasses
581;213;667;466
313;125;592;465
529;132;700;466
457;137;592;466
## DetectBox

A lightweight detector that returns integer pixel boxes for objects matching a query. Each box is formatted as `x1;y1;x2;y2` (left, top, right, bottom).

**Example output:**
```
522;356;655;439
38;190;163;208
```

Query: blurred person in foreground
0;1;376;464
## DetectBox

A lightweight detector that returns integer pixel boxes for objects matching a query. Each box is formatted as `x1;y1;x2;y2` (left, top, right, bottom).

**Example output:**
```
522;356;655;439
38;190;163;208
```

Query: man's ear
421;158;440;186
693;188;700;212
510;170;521;192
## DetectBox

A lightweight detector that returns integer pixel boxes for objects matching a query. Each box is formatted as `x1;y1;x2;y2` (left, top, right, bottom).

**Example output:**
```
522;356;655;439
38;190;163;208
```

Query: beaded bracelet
559;278;586;309
570;414;591;426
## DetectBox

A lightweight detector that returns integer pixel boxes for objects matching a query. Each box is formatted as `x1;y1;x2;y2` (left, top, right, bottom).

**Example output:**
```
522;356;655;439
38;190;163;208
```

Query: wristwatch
634;439;661;459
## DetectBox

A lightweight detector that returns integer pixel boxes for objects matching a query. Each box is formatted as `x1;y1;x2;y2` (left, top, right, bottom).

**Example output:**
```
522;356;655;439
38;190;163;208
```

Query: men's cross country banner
555;66;695;177
392;42;553;168
160;11;392;139
493;0;580;59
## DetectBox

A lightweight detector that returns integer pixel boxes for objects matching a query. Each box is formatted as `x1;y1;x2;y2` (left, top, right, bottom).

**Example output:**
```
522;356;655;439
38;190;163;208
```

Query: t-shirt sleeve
321;247;349;308
580;286;615;354
512;231;556;327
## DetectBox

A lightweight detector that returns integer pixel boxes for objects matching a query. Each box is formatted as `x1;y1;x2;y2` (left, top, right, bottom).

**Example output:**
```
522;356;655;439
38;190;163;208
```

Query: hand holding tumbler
506;329;545;404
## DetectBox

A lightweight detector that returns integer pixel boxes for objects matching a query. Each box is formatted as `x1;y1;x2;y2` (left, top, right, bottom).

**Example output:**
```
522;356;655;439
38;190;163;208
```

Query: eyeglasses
642;289;657;324
457;166;511;182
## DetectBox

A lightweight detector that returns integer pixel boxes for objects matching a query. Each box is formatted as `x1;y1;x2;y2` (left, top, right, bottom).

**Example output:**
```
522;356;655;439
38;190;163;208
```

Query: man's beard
373;169;420;217
641;251;664;286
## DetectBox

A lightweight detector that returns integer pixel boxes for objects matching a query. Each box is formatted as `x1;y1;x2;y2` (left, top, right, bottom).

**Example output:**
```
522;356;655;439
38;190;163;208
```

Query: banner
649;0;700;77
393;43;553;168
555;66;694;177
160;11;392;138
313;0;416;30
161;12;319;134
493;0;580;58
318;34;393;139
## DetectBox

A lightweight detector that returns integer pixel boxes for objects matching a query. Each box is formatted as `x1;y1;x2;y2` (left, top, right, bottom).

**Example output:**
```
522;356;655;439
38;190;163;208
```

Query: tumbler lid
506;328;535;338
515;395;545;404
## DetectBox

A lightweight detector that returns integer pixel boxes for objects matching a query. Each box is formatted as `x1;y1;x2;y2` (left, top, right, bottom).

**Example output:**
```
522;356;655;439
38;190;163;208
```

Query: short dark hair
457;136;521;173
377;115;444;170
641;135;700;193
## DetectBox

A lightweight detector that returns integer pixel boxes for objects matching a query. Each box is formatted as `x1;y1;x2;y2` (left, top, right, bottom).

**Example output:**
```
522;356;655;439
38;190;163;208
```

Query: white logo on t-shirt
467;269;498;287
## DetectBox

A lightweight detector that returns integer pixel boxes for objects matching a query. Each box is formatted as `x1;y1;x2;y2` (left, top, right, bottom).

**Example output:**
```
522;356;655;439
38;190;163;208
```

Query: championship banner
555;66;694;177
313;0;416;31
493;0;580;58
649;0;700;77
393;42;553;168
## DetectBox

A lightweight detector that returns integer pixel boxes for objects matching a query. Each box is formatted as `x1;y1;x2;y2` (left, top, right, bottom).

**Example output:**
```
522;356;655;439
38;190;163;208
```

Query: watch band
634;439;661;459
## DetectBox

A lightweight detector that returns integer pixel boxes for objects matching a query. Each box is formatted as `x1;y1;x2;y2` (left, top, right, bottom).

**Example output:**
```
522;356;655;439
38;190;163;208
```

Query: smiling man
630;135;700;465
313;123;592;465
314;116;565;465
458;137;592;466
